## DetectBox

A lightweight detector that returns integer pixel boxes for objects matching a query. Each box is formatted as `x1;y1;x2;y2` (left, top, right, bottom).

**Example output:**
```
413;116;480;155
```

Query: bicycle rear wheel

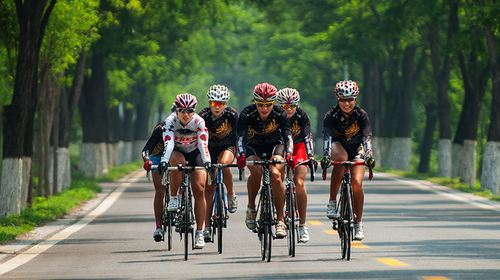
285;183;296;257
216;183;224;254
183;187;190;260
162;188;173;250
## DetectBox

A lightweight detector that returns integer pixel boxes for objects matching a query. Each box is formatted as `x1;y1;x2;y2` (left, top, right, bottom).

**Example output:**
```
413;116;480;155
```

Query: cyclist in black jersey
142;122;167;242
236;82;294;238
320;80;375;241
276;88;315;243
198;84;239;241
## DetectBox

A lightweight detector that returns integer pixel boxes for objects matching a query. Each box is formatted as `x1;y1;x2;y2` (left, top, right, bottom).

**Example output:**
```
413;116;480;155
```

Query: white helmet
207;84;230;102
276;88;300;105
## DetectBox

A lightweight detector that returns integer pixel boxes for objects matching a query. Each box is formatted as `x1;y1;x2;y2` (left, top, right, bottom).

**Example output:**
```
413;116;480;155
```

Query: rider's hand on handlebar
320;156;332;170
365;156;375;169
158;161;169;173
143;160;153;172
204;162;212;172
308;157;318;171
286;154;297;169
237;154;246;168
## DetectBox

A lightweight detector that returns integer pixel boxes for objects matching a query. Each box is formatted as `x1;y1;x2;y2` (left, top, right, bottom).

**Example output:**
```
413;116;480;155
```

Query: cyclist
276;88;315;243
320;80;375;241
198;84;239;241
142;121;168;243
236;82;295;238
144;93;211;249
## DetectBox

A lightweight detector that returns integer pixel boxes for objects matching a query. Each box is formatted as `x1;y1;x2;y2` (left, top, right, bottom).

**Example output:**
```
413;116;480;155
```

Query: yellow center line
323;230;337;235
376;258;410;267
422;277;451;280
352;241;370;248
307;220;324;226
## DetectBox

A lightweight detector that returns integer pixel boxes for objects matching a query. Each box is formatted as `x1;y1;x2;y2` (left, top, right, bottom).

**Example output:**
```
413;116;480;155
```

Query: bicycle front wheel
285;183;296;257
264;185;273;262
339;185;352;260
183;187;190;260
216;183;224;254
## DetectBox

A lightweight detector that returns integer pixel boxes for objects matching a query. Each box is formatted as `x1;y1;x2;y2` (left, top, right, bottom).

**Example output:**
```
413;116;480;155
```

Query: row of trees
1;0;499;216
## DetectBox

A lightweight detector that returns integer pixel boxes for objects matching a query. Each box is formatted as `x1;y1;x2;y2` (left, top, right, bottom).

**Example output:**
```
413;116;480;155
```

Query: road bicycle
246;155;285;262
283;159;316;257
322;161;373;260
147;167;175;251
207;163;241;254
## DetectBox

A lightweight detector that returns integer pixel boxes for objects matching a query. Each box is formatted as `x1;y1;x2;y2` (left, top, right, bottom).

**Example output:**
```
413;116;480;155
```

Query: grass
0;160;142;244
377;167;500;202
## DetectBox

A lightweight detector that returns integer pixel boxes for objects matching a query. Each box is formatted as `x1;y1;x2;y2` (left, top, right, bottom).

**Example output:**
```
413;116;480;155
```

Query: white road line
377;172;500;212
0;174;141;276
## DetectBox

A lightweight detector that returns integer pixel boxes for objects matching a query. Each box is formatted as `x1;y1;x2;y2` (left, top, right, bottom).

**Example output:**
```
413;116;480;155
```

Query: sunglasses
338;97;355;103
209;101;227;108
176;108;195;114
255;101;274;108
282;104;297;110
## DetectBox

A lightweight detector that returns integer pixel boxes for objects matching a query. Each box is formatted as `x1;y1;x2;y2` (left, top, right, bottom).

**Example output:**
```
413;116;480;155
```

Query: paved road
1;169;499;279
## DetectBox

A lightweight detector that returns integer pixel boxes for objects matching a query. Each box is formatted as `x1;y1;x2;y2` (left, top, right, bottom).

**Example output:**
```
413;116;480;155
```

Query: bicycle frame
246;157;285;262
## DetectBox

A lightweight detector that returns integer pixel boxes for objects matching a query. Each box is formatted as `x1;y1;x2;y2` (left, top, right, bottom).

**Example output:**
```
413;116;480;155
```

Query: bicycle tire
162;186;173;250
264;184;273;262
183;186;189;260
285;182;296;257
216;183;224;254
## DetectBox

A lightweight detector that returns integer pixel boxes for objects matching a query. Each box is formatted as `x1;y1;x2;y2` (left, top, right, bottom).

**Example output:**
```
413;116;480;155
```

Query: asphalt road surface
1;168;499;280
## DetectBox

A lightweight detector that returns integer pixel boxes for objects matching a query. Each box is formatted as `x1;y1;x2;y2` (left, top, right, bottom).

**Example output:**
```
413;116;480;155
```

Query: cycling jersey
289;107;314;158
237;104;293;156
198;107;239;148
161;113;211;164
323;105;373;158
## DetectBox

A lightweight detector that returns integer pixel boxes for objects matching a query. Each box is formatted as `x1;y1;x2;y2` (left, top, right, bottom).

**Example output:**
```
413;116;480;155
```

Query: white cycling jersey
161;112;211;163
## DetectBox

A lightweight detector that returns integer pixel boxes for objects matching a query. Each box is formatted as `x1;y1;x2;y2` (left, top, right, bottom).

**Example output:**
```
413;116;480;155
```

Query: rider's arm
229;107;239;147
160;116;176;164
277;108;294;156
359;108;373;158
298;108;315;158
196;117;212;163
322;108;336;157
236;106;250;156
142;124;164;161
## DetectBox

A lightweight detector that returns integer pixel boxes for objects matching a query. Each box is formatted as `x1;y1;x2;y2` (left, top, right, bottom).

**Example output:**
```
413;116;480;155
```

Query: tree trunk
78;52;109;176
418;103;438;173
480;10;500;195
429;1;456;177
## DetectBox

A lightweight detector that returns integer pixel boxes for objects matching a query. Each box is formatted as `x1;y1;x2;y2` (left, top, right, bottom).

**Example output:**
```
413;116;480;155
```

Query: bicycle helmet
174;93;198;108
253;82;277;102
276;88;300;105
207;84;230;102
334;80;359;99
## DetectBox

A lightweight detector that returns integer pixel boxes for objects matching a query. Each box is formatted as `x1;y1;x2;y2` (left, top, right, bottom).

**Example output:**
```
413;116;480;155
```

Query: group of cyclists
141;80;375;250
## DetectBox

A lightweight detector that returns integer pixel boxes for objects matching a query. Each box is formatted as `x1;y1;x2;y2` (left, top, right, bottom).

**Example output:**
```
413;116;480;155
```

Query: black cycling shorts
173;147;204;167
337;142;364;161
208;145;235;164
246;143;285;160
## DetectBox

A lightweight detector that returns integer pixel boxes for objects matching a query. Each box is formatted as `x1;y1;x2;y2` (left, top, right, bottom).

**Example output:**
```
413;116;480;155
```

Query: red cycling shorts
293;142;307;162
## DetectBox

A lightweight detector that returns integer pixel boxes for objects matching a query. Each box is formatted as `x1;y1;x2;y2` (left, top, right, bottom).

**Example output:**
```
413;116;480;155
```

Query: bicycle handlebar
321;161;373;181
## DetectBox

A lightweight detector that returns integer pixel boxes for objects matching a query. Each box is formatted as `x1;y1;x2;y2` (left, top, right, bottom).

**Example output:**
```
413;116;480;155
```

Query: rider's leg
270;155;285;223
246;155;263;210
192;170;207;231
350;164;365;223
204;180;215;230
169;151;186;197
329;143;348;201
293;165;307;224
220;150;235;196
153;170;164;227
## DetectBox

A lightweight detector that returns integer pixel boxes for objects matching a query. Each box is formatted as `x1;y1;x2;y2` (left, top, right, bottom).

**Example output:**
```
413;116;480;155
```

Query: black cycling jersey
198;106;239;148
142;122;166;160
323;105;373;158
237;104;293;156
290;107;314;158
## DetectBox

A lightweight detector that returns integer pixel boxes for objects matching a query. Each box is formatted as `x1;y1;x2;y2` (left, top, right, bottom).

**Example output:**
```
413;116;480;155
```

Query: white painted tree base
385;137;411;171
49;147;71;194
78;142;108;177
481;141;500;195
453;140;477;186
0;157;30;216
437;139;452;177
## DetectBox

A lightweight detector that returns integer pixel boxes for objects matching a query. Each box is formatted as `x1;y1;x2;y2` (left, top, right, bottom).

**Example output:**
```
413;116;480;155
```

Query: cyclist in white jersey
157;93;212;249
